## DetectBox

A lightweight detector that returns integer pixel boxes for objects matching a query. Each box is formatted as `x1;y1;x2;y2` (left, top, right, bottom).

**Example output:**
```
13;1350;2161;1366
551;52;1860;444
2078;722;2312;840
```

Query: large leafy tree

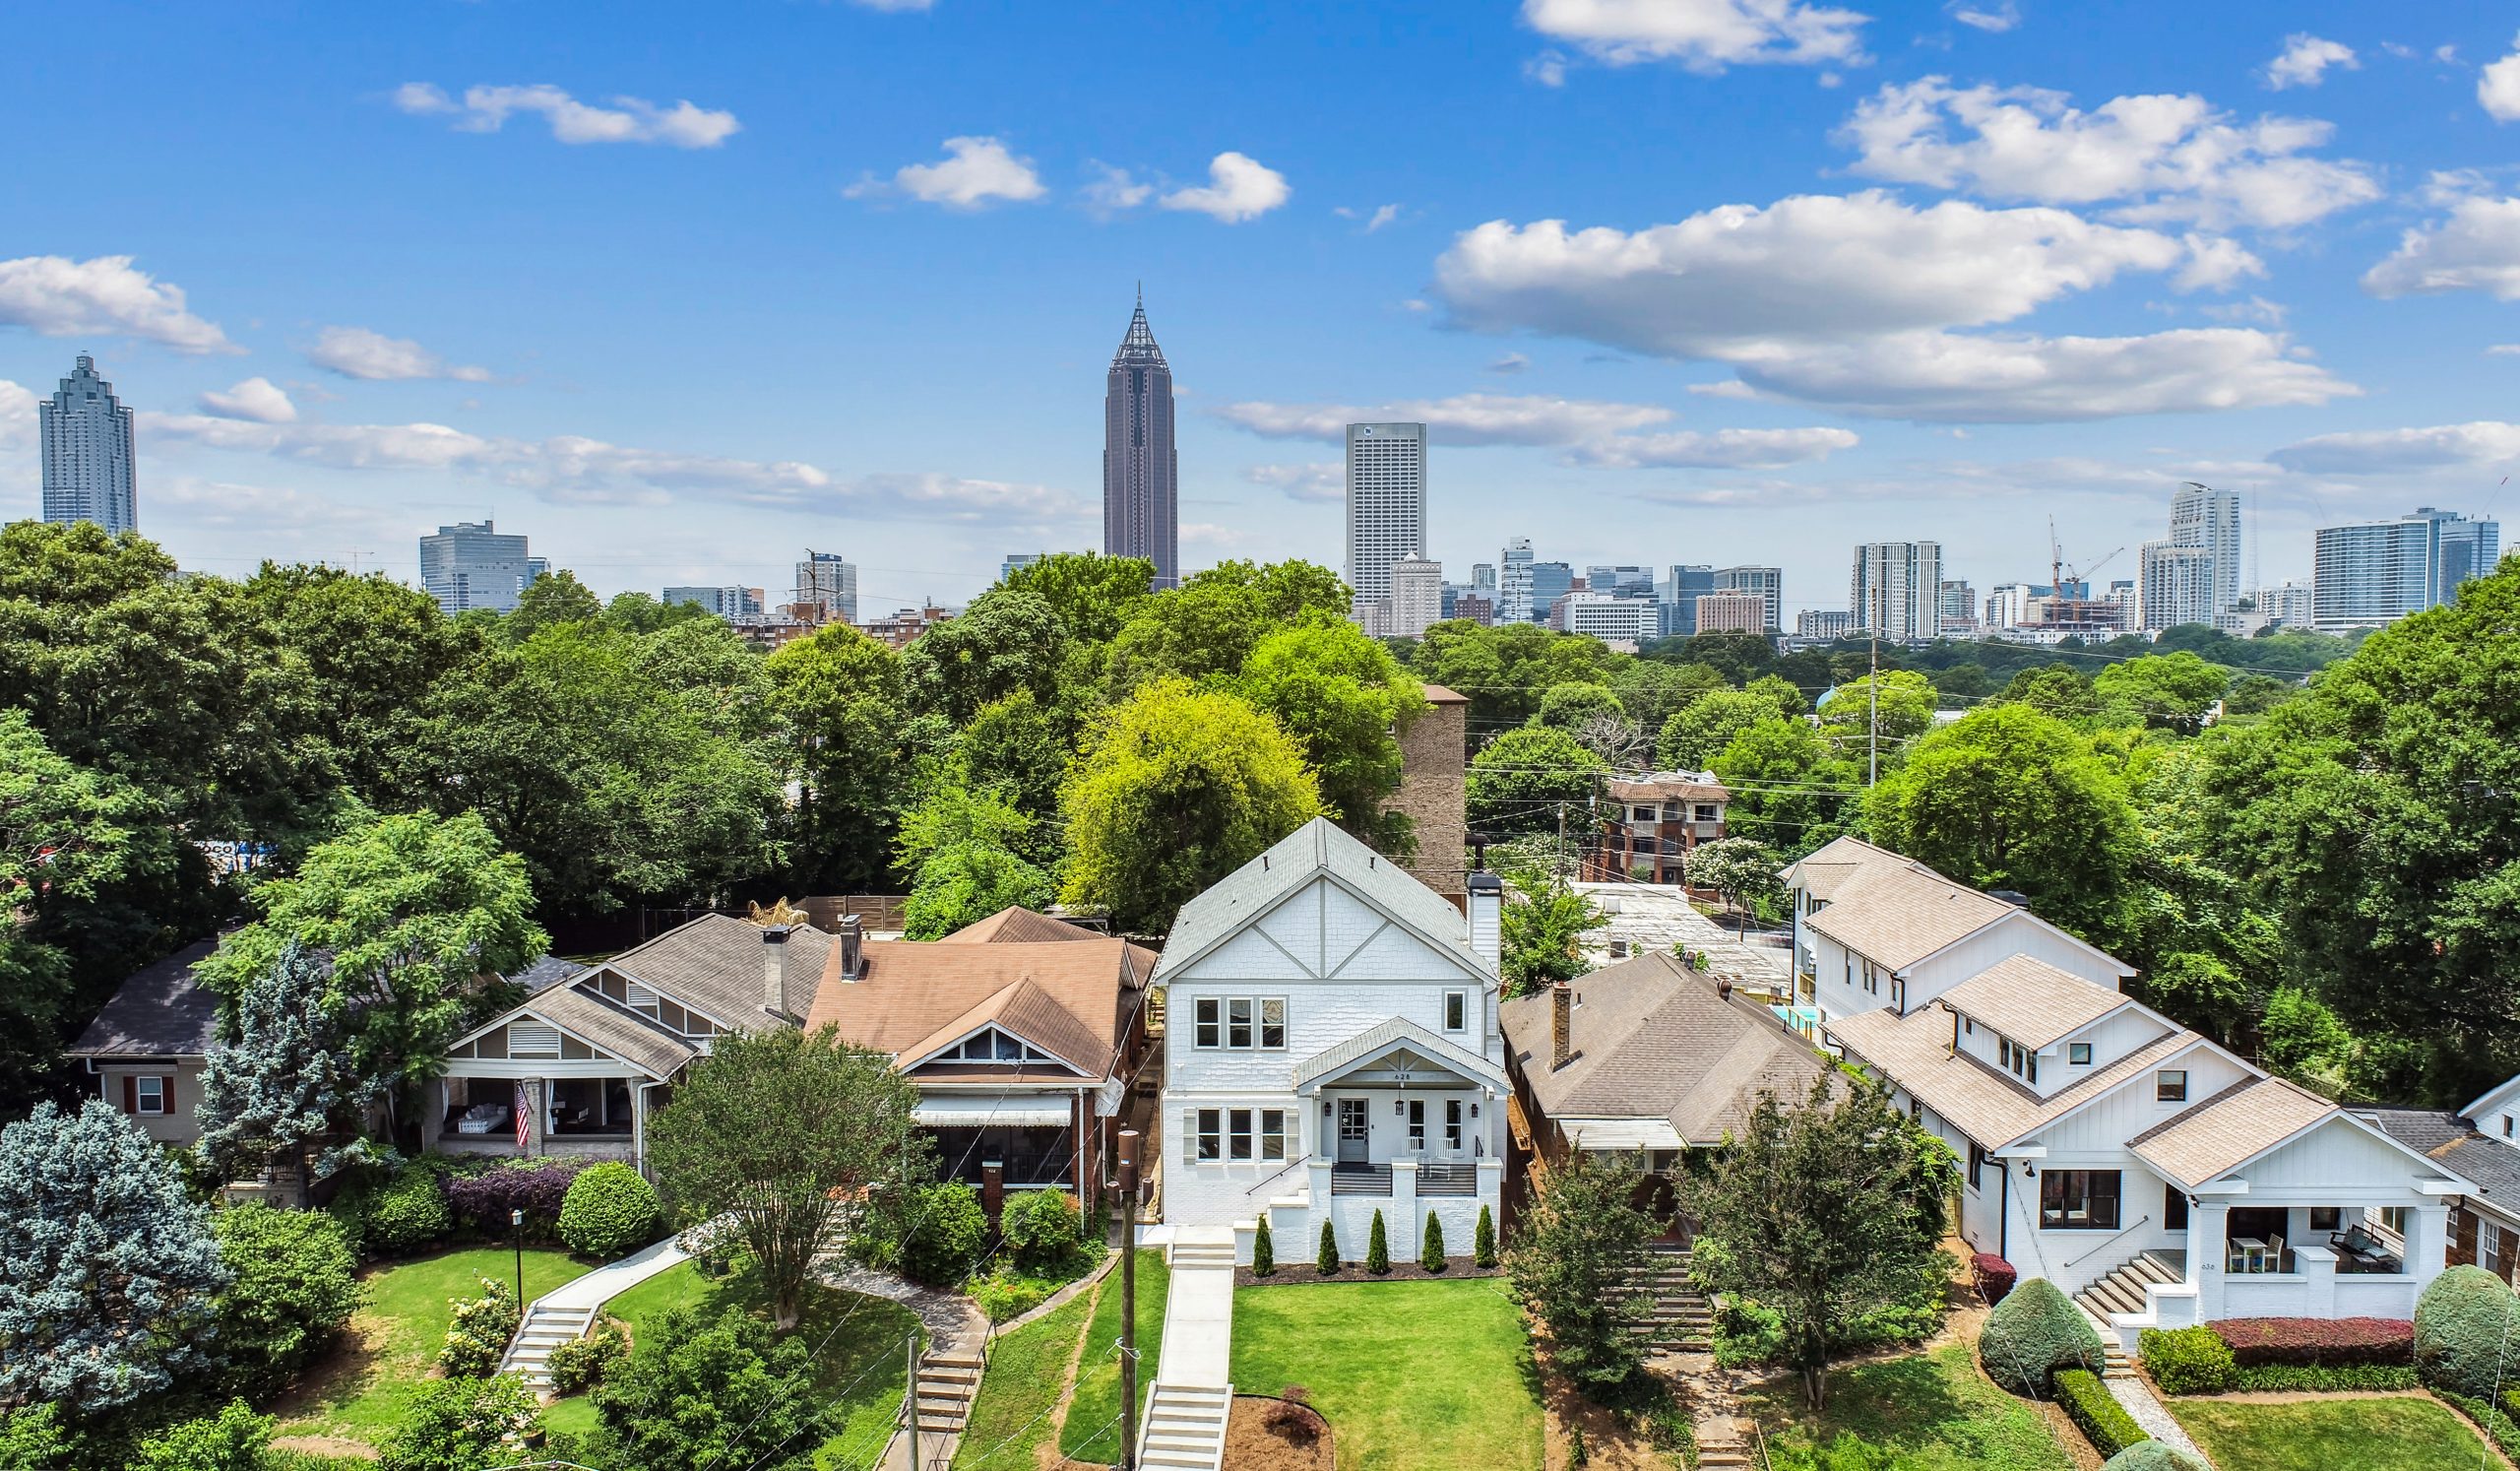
1416;620;1616;729
1059;678;1323;931
1506;1150;1658;1387
2203;558;2520;1099
1812;671;1938;770
197;811;546;1142
1994;662;2100;721
1232;617;1426;851
1659;689;1790;771
0;1102;229;1412
2092;652;2230;735
1862;704;2141;948
904;587;1073;727
1684;836;1786;930
590;1304;834;1471
763;624;918;893
634;616;777;744
1607;660;1728;734
999;550;1158;643
1498;868;1606;995
502;567;602;641
1468;727;1606;839
1686;1076;1954;1409
1104;560;1351;694
1711;718;1860;859
207;1204;362;1398
243;564;477;809
646;1025;926;1329
195;942;380;1203
953;690;1080;847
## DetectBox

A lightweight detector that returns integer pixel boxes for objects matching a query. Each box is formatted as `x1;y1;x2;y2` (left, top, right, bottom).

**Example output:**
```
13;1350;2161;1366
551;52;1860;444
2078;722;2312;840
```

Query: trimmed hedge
2416;1264;2520;1400
444;1157;585;1241
557;1162;662;1259
2227;1363;2421;1392
1980;1277;2104;1396
2100;1445;2211;1471
2054;1369;2147;1458
2210;1314;2413;1367
2439;1390;2520;1463
2138;1325;2235;1396
1972;1252;2018;1306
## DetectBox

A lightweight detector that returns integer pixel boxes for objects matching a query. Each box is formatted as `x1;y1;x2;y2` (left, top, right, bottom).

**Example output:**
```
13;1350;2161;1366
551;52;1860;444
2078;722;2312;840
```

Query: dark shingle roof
514;955;590;995
600;913;832;1027
69;939;223;1059
2363;1107;2520;1204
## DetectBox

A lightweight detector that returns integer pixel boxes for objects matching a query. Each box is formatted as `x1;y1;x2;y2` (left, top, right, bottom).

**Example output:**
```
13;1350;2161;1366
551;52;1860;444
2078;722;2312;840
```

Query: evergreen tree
1507;1151;1657;1387
1317;1218;1340;1276
1253;1215;1276;1277
1366;1210;1391;1275
1474;1204;1498;1268
1420;1211;1447;1272
195;942;379;1203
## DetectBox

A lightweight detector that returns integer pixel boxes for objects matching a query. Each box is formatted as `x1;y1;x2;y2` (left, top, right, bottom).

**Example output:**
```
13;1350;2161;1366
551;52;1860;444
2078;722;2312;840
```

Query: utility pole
1119;1128;1141;1471
906;1328;920;1471
1867;633;1880;788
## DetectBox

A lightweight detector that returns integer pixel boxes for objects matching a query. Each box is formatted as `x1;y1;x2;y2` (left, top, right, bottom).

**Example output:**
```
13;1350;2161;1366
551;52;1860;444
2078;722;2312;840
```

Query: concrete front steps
1139;1382;1231;1470
1614;1245;1714;1352
2073;1250;2184;1324
1167;1237;1238;1271
498;1303;597;1390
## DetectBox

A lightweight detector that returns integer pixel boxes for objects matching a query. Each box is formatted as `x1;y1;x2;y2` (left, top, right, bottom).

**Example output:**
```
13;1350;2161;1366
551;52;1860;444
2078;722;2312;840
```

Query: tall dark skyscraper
1102;292;1177;589
40;354;138;535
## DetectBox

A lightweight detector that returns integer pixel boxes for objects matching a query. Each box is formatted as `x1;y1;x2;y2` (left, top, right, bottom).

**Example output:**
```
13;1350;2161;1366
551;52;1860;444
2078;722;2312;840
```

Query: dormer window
2068;1043;2092;1065
1996;1036;2037;1085
949;1028;1058;1065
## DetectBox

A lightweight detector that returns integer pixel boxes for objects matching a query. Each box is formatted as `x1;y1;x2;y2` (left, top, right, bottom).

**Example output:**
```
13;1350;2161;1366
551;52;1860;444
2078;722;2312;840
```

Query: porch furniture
453;1102;510;1135
2331;1226;2396;1271
2230;1237;2271;1273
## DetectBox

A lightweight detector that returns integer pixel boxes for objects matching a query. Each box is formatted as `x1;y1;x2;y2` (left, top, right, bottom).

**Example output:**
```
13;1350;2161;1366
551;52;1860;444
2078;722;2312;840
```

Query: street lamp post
511;1207;526;1307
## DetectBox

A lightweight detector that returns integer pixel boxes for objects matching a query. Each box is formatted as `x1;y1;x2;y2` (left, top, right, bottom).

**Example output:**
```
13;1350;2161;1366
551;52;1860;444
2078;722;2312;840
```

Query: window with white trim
1192;996;1286;1050
1443;990;1469;1033
1196;1109;1222;1161
1445;1099;1464;1150
1198;1107;1286;1162
135;1075;166;1116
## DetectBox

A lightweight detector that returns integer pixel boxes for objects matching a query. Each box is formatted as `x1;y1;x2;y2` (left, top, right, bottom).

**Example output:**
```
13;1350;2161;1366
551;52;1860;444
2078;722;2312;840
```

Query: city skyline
5;6;2520;613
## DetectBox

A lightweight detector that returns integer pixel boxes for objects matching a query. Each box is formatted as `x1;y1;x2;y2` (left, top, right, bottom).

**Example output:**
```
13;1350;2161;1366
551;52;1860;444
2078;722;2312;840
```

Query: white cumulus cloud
2481;32;2520;120
850;137;1046;210
197;377;297;423
1244;463;1346;503
0;380;33;451
2362;192;2520;300
1837;78;2381;230
1216;393;1672;446
2174;234;2266;291
394;82;739;148
1081;163;1155;215
1161;153;1292;224
1947;1;2018;32
1563;426;1859;468
2264;34;2358;90
1521;0;1869;74
0;254;235;354
307;325;493;382
2269;420;2520;476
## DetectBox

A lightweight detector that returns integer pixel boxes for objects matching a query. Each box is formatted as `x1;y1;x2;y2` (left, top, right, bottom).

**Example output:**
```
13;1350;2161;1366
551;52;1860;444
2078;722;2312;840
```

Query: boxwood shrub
1979;1277;2104;1396
557;1162;662;1259
2054;1369;2147;1458
330;1160;454;1258
2227;1363;2420;1392
2138;1325;2235;1396
2416;1264;2520;1399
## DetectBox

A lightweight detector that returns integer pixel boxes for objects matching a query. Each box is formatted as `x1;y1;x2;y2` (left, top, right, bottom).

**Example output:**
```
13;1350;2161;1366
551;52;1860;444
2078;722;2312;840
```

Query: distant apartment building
2170;481;2243;615
1693;591;1769;635
1451;592;1495;626
1796;608;1853;640
1661;564;1717;637
1527;561;1574;622
1714;565;1783;632
1559;592;1659;646
1470;562;1497;593
1850;542;1942;642
1388;556;1444;638
2139;541;2217;631
1499;539;1536;622
1586;565;1658;601
1346;422;1427;605
663;585;765;618
794;550;859;624
1984;583;2033;629
1589;772;1729;884
1001;552;1044;582
857;603;953;649
40;355;137;535
2312;508;2502;631
2255;580;2313;629
420;521;545;614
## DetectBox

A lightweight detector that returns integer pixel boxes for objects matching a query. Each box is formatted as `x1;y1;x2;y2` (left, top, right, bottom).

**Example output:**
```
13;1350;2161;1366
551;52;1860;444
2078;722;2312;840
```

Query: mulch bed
1223;1394;1334;1471
1235;1260;1506;1288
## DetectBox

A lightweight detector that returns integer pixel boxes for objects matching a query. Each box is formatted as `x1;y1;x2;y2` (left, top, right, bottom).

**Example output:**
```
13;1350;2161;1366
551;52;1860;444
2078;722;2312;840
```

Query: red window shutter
121;1075;138;1114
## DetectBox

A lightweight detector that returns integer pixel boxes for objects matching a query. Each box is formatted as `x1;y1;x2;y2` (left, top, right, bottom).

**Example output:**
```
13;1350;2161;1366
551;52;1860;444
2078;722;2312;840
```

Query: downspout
1997;1150;2010;1261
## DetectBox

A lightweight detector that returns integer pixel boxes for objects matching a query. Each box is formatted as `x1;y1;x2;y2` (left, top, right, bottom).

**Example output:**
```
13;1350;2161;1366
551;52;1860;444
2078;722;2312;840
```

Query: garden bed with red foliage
1971;1252;2016;1305
2209;1315;2413;1366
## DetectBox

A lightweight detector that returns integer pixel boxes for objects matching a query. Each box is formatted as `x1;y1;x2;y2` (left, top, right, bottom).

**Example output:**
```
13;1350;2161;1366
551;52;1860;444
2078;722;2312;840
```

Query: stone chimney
1550;983;1573;1071
761;925;790;1013
1467;871;1503;974
839;915;864;982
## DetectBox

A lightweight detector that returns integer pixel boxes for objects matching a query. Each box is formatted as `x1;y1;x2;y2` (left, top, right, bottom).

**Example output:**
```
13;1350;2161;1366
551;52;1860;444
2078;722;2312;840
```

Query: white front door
1337;1098;1369;1164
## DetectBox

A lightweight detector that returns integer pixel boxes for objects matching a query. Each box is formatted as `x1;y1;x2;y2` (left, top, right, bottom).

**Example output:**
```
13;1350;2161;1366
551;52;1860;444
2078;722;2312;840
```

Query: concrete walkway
499;1231;693;1387
537;1231;692;1311
815;1262;988;1471
2105;1375;2211;1464
1156;1227;1236;1387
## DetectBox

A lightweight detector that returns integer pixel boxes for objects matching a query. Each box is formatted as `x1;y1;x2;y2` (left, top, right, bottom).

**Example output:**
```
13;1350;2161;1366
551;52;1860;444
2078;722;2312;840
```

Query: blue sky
4;1;2518;620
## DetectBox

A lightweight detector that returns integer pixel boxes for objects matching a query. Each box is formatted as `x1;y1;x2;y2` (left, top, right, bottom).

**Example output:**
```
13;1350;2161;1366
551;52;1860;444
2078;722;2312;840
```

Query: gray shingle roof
69;939;223;1058
1154;817;1483;984
2364;1108;2520;1206
1501;951;1838;1146
599;913;832;1028
525;987;698;1079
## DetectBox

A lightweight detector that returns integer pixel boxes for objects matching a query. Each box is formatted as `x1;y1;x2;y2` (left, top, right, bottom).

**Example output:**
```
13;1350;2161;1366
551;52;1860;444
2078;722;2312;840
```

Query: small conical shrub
1366;1210;1390;1275
1420;1211;1446;1272
1316;1218;1339;1276
1253;1215;1276;1277
1474;1204;1497;1268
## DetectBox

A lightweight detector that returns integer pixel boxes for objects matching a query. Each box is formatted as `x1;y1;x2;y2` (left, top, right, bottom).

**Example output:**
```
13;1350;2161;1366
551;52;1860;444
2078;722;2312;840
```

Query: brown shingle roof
1937;956;2130;1050
1827;1001;2197;1149
1804;860;2020;971
1605;772;1729;803
527;987;698;1080
1419;682;1470;706
940;906;1115;947
1502;951;1838;1146
804;933;1141;1080
1779;835;1904;897
2129;1076;2339;1189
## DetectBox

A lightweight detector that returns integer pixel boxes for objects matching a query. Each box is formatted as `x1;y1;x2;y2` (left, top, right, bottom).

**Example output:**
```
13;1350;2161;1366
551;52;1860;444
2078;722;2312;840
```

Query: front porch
430;1073;651;1164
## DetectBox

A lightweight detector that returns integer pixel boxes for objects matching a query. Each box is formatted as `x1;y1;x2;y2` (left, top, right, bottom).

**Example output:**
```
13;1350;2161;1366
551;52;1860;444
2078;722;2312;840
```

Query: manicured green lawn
954;1277;1102;1469
1750;1344;2076;1471
1059;1250;1169;1462
2174;1395;2492;1471
277;1247;594;1448
1228;1279;1544;1471
541;1260;920;1470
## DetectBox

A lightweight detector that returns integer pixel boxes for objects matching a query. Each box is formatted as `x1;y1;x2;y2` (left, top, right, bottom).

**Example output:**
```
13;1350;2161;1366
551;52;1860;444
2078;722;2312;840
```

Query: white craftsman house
1156;818;1508;1266
1790;837;2472;1346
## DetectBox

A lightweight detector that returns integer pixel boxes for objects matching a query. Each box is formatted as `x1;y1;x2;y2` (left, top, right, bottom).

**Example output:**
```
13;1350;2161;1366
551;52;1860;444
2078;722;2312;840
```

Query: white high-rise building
40;355;138;535
795;550;859;623
1850;542;1942;642
2170;481;2243;614
1984;584;2035;629
2255;580;2313;629
1560;592;1659;645
1345;422;1427;605
2138;541;2216;631
2312;508;2502;631
1469;562;1497;593
1499;538;1536;622
1389;556;1444;638
419;521;545;614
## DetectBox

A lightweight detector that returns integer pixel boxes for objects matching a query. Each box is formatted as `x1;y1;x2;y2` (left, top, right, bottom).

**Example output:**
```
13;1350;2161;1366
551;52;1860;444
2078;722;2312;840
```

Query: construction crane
2048;516;2124;599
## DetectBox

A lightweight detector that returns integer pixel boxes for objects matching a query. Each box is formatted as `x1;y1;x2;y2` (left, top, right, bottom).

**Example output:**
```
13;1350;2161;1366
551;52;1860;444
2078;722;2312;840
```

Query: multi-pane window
1197;1107;1287;1163
135;1075;166;1115
1193;997;1287;1050
949;1029;1058;1064
1443;991;1469;1033
1997;1037;2038;1085
1445;1100;1464;1150
2040;1169;2122;1230
1967;1141;1987;1193
2157;1069;2189;1102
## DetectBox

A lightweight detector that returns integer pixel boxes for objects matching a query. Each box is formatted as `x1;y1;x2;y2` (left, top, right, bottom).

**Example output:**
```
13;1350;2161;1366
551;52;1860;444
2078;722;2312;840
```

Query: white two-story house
1156;817;1508;1266
1788;838;2473;1346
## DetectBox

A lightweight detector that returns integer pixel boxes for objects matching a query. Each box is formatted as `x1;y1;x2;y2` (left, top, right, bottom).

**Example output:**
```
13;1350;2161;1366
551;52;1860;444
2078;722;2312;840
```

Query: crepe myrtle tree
1683;837;1785;934
0;1101;230;1412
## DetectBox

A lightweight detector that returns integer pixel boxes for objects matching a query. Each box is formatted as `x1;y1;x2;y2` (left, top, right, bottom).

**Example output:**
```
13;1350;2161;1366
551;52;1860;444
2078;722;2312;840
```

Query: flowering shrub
1972;1252;2017;1305
2211;1314;2413;1367
545;1317;628;1395
439;1277;520;1378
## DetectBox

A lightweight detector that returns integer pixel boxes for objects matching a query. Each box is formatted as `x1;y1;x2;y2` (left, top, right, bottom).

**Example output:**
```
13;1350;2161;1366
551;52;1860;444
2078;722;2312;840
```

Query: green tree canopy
1684;836;1786;927
1995;663;2099;721
195;941;380;1203
1862;705;2141;948
1469;726;1607;838
1059;678;1323;931
1712;718;1859;858
503;567;602;640
2092;652;2230;734
905;587;1073;727
999;550;1158;643
764;623;918;893
1232;617;1426;851
1813;671;1937;769
1415;621;1617;728
1608;660;1728;733
1498;868;1606;994
1505;1150;1657;1387
902;842;1056;940
589;1304;835;1471
1659;689;1788;771
1533;681;1624;732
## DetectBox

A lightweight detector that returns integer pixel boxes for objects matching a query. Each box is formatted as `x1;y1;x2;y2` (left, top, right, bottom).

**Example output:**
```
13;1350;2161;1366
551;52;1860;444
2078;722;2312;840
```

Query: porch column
2188;1200;2230;1321
525;1076;546;1157
1393;1159;1419;1255
2409;1202;2454;1290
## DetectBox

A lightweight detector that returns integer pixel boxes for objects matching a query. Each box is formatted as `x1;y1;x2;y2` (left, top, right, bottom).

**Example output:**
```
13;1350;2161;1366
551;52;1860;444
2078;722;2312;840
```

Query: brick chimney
761;925;790;1014
1550;983;1574;1070
839;915;864;982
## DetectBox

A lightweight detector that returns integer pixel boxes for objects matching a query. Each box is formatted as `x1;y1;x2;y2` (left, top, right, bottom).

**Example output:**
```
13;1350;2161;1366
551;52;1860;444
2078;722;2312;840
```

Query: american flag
514;1081;533;1150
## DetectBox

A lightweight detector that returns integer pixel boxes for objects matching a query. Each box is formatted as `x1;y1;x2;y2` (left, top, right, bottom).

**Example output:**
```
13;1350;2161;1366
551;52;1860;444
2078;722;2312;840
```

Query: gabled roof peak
1112;293;1166;368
